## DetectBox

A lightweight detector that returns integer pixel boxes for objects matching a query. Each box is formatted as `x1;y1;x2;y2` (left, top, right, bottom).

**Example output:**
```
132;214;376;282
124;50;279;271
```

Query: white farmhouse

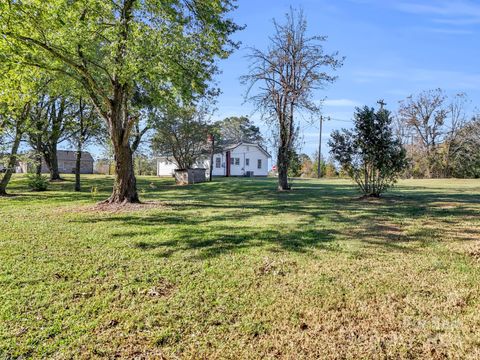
156;142;271;177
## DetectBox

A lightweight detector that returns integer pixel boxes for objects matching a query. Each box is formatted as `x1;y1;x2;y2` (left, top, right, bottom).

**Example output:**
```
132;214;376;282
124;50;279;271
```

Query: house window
235;158;240;165
246;158;250;166
215;157;221;168
257;159;262;169
230;158;234;165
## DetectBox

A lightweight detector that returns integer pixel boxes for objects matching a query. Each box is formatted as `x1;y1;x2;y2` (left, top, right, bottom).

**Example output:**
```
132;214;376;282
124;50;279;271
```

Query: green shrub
27;174;49;191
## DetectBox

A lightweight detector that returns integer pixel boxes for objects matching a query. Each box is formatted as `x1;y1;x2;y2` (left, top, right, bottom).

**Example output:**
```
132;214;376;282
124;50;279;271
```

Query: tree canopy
214;116;263;145
0;0;241;202
151;105;210;170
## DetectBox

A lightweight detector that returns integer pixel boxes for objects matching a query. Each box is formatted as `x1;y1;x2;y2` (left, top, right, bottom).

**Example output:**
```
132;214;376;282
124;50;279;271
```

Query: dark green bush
27;174;49;191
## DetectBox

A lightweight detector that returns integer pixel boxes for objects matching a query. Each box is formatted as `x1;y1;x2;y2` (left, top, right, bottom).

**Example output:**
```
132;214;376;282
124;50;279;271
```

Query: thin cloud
353;68;480;90
424;27;474;35
395;1;480;17
395;1;480;25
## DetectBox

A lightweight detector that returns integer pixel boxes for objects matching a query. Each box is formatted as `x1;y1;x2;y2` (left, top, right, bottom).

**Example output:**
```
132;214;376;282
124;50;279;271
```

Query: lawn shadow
67;178;480;259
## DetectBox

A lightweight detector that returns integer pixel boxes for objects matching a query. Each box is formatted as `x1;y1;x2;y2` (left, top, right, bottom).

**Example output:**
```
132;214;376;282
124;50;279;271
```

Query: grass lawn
1;175;479;359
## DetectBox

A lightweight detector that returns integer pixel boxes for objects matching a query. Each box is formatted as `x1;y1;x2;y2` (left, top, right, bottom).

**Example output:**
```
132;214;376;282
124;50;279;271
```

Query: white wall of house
157;157;177;177
211;153;225;177
211;143;270;177
157;143;270;178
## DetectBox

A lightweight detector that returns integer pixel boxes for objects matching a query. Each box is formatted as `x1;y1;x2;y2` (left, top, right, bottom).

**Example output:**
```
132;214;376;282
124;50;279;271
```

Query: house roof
221;142;271;158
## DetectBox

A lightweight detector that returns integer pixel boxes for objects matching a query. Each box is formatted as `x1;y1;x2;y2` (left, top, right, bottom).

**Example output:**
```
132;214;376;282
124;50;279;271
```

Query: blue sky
213;0;480;159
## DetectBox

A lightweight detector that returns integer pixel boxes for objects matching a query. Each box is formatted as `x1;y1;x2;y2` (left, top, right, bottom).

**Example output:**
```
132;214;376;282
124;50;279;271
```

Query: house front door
226;151;231;177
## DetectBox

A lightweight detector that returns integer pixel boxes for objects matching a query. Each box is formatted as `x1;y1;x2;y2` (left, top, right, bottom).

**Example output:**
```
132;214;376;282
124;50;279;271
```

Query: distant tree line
397;89;480;179
292;88;480;186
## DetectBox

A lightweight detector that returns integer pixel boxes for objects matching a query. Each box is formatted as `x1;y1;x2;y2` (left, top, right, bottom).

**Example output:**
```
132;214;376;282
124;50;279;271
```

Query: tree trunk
35;153;42;175
74;144;82;192
0;125;23;196
46;144;61;181
277;116;291;191
277;145;290;191
107;141;139;203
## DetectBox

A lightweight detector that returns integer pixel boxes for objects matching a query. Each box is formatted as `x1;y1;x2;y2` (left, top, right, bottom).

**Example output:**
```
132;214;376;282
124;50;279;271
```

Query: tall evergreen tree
329;104;407;197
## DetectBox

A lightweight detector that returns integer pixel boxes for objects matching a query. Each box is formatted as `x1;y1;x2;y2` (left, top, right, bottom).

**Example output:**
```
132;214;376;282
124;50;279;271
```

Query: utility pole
377;99;387;110
317;115;323;178
317;116;330;178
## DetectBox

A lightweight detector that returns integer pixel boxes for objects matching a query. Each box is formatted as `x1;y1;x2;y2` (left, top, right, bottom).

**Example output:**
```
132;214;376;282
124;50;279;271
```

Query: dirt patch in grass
354;194;406;204
143;278;176;298
345;220;407;243
256;257;298;277
60;200;172;214
468;248;480;261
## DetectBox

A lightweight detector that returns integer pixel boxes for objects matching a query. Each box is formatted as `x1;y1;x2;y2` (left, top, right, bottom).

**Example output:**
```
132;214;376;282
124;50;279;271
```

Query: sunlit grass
1;175;479;358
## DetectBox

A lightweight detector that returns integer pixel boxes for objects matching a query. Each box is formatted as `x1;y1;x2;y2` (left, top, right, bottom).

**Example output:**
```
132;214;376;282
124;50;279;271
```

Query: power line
301;117;352;131
328;117;353;123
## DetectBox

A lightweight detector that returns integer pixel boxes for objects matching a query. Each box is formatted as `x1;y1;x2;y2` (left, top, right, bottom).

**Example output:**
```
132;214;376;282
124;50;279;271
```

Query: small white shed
156;157;210;177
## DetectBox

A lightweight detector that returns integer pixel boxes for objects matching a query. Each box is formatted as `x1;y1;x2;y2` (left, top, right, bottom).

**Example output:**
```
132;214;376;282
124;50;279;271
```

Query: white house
156;142;271;177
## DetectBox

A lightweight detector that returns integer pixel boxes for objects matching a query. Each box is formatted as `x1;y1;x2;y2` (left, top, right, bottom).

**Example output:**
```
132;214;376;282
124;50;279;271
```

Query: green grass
1;175;480;359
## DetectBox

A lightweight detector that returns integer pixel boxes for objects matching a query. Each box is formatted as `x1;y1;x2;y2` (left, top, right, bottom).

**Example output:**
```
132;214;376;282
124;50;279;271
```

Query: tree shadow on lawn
129;224;340;260
70;179;480;259
1;175;178;204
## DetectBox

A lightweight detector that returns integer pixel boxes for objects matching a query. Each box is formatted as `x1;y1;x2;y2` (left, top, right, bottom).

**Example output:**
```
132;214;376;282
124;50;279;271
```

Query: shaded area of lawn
0;175;479;359
68;176;480;258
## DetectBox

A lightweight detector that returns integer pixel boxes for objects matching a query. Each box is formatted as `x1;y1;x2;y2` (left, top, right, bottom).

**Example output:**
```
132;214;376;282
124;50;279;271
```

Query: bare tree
242;8;343;190
443;93;469;177
398;89;448;178
398;90;474;178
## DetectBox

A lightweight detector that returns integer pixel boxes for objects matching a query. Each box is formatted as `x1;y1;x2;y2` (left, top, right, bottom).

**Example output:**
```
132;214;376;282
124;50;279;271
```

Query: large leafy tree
214;116;264;145
0;67;40;196
151;105;210;170
0;103;31;196
1;0;241;203
329;105;407;197
242;8;343;191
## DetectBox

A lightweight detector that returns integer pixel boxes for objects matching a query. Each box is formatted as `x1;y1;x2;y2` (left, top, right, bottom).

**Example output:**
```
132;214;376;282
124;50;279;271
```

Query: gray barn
17;150;94;174
55;150;94;174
